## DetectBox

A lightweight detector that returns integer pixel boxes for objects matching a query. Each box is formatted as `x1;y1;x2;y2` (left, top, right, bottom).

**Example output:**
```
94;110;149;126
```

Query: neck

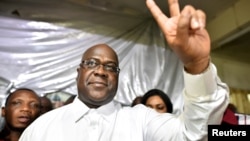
85;102;101;108
0;126;23;141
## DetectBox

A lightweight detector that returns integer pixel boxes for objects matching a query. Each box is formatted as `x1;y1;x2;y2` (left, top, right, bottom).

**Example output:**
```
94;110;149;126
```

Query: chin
91;97;112;105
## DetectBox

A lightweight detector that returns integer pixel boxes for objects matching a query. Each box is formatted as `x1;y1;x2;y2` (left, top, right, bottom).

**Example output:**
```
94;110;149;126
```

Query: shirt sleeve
145;63;230;141
182;62;230;140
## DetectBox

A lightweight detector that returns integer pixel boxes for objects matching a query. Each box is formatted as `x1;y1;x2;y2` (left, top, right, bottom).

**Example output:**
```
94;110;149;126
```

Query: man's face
77;44;119;108
1;90;41;130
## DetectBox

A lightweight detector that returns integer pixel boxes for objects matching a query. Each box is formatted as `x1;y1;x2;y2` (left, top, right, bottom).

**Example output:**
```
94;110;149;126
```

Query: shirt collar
72;97;122;123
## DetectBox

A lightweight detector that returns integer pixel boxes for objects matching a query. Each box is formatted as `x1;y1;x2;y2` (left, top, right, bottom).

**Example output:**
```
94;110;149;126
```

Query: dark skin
0;89;41;141
76;44;119;108
39;96;53;115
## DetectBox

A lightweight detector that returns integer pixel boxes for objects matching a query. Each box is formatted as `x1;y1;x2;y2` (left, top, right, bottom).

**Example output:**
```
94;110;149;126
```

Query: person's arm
182;62;229;140
145;0;229;140
144;63;229;140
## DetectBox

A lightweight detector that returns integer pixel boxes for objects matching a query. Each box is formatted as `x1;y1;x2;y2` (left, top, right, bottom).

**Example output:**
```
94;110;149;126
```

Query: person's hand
146;0;210;74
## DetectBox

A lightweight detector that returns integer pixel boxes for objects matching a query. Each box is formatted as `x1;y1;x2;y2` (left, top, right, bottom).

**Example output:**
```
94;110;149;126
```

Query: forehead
8;90;39;101
147;95;164;102
83;44;118;63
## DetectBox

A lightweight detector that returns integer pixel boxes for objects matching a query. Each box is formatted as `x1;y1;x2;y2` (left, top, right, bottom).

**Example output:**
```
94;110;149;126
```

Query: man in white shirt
19;0;229;140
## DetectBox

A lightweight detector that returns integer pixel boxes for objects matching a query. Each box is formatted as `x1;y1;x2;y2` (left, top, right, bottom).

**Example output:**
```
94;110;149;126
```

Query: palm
165;17;210;64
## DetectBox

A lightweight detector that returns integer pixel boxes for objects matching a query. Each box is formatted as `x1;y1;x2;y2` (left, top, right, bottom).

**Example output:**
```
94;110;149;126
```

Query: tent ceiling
70;0;238;21
0;0;249;90
0;0;248;65
70;0;249;65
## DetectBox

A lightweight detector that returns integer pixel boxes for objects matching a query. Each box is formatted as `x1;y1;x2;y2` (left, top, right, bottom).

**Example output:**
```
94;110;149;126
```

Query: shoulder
20;104;74;140
121;104;148;112
31;104;73;126
119;104;164;118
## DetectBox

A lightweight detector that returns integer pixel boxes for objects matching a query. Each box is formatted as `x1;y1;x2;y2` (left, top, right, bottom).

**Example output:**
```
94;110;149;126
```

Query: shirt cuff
183;62;217;97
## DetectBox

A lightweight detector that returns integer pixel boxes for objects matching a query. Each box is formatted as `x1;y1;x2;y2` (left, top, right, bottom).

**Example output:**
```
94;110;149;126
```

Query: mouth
88;81;107;87
17;116;31;123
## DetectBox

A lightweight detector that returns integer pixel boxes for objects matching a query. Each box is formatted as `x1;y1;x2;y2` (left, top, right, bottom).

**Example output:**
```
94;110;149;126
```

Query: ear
1;107;5;117
76;68;80;81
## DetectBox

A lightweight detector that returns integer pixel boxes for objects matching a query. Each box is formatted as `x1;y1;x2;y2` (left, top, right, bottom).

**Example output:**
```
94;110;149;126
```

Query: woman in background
141;89;173;113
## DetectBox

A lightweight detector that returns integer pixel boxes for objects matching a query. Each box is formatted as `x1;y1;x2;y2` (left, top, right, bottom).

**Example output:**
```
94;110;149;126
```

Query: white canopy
0;0;184;113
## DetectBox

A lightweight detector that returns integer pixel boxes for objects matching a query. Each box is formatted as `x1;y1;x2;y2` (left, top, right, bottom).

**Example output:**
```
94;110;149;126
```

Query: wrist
184;57;210;74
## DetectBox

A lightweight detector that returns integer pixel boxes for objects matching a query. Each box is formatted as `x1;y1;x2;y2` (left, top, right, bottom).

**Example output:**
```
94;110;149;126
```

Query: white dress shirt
19;63;229;141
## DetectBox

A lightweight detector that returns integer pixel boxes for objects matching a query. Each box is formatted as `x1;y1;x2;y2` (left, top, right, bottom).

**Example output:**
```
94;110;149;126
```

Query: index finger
168;0;180;17
146;0;169;20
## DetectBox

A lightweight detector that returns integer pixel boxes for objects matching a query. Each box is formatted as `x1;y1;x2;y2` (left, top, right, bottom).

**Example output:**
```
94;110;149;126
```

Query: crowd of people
0;88;74;141
0;0;238;140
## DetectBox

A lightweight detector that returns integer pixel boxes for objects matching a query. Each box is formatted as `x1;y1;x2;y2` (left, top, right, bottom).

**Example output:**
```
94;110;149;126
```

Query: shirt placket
88;113;101;141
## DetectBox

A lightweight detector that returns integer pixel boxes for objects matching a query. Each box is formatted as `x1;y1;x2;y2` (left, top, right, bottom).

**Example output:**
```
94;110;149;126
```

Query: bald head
83;44;119;64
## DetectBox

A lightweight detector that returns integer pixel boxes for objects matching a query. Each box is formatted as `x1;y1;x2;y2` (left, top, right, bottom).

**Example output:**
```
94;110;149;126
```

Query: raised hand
146;0;211;74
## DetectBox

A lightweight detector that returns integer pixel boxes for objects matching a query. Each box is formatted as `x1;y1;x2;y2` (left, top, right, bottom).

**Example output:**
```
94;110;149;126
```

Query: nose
93;65;108;77
20;103;32;112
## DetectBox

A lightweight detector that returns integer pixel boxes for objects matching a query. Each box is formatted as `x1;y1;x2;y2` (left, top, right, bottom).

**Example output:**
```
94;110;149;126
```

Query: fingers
146;0;180;18
177;6;206;37
191;9;206;29
168;0;180;17
146;0;169;20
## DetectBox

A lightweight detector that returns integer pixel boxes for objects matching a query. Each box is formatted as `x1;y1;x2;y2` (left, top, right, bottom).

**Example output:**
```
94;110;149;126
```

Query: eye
85;59;98;68
30;102;40;109
157;105;165;110
10;100;22;106
104;64;117;72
